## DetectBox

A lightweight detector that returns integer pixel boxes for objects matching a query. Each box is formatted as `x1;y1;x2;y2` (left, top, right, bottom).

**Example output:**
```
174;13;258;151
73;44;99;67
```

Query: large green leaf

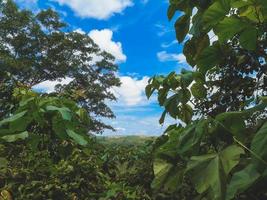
66;129;88;146
1;131;29;142
226;164;261;200
203;0;230;29
186;145;244;200
215;111;246;140
183;35;210;66
177;120;207;156
239;27;257;50
196;42;222;73
251;121;267;167
175;14;190;43
46;105;72;121
52;116;68;140
215;16;247;42
0;111;27;127
156;127;183;159
152;159;184;192
167;4;177;20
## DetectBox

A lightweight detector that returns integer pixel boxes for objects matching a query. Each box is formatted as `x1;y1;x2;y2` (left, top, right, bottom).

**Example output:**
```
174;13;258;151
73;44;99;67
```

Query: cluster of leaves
0;0;120;133
0;88;91;147
146;0;267;199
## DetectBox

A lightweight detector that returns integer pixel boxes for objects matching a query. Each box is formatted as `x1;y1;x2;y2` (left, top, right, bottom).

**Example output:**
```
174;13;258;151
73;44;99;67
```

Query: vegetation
146;0;267;199
0;0;120;133
0;0;267;199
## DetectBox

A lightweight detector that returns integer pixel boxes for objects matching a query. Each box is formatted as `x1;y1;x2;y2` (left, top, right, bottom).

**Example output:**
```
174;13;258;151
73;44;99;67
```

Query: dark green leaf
175;14;190;43
191;82;207;99
226;164;261;200
66;129;88;146
240;28;257;50
215;16;247;42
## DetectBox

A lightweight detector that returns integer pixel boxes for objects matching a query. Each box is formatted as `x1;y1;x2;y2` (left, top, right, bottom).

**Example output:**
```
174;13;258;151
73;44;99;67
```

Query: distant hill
96;135;155;147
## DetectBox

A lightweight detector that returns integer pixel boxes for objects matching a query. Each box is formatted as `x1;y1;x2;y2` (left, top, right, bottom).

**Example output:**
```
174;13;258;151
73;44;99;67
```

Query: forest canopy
0;0;120;133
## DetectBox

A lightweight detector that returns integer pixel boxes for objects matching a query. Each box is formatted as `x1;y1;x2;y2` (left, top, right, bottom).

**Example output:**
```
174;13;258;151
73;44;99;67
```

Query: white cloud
112;76;149;106
89;29;127;63
155;23;172;36
161;40;177;48
157;51;186;63
32;77;73;93
52;0;133;20
141;0;149;4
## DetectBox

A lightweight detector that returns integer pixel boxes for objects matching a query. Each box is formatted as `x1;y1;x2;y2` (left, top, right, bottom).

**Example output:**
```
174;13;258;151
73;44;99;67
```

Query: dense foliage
146;0;267;199
0;138;154;200
0;0;120;133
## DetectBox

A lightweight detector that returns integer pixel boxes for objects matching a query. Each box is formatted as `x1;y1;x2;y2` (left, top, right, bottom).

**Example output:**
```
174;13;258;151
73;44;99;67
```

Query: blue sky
16;0;187;136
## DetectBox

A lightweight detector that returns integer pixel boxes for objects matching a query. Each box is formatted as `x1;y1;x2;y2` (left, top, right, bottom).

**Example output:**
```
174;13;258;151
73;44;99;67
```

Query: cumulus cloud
89;29;127;63
112;76;149;106
32;77;73;93
33;75;149;108
157;51;186;63
52;0;133;20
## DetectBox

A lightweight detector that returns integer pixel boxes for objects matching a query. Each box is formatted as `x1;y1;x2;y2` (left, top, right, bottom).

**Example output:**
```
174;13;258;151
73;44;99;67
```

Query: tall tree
147;0;267;199
0;0;120;133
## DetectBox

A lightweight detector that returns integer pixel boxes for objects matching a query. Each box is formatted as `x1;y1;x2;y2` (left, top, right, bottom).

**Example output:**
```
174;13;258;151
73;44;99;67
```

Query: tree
147;0;267;199
0;0;120;133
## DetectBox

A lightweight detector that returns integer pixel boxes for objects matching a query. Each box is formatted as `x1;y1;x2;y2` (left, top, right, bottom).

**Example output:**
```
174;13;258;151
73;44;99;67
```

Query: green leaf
177;120;207;156
1;131;29;142
181;69;194;87
215;111;246;140
186;145;244;200
0;111;27;127
183;35;210;66
9;115;32;133
231;0;252;8
197;42;222;73
52;116;68;140
251;121;267;167
203;0;230;29
145;84;155;99
226;164;261;200
191;82;207;99
167;4;177;20
175;14;190;43
46;105;72;121
27;133;41;150
152;159;184;192
66;129;88;146
177;89;191;104
215;16;247;42
159;110;167;125
239;28;257;50
178;104;193;124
